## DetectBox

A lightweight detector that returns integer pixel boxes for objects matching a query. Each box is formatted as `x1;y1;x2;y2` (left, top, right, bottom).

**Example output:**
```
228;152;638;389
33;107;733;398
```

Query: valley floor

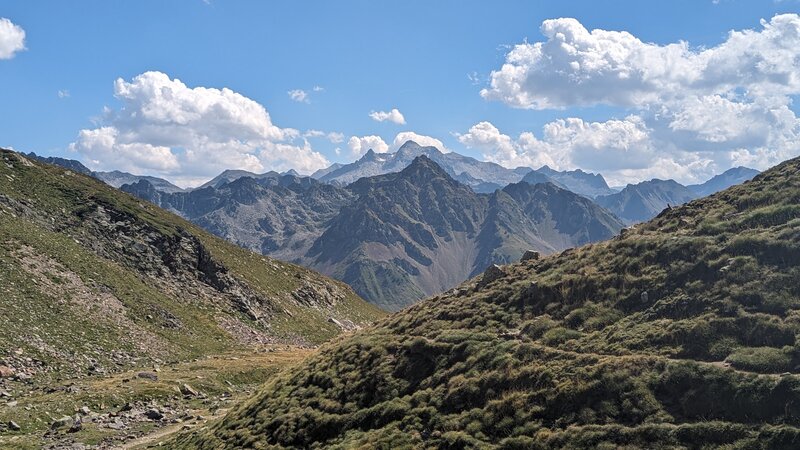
0;346;312;450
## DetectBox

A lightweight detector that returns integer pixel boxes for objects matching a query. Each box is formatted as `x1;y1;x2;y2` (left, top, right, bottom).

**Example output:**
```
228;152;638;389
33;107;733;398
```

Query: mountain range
312;140;531;193
26;143;759;310
522;165;617;198
595;167;761;224
172;152;800;449
123;155;624;310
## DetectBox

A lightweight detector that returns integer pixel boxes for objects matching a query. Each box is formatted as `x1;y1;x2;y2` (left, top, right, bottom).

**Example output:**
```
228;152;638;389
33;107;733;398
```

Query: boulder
107;418;125;430
180;383;199;397
69;414;82;433
137;371;158;381
520;250;540;262
8;420;20;431
145;408;163;420
478;264;506;288
51;415;74;430
0;365;15;378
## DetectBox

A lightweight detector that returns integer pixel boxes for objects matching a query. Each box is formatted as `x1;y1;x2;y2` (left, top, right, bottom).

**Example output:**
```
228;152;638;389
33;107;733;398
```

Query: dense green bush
727;347;793;373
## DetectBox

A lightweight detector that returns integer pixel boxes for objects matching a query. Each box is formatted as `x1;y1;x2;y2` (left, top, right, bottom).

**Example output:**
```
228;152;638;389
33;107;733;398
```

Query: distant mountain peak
688;166;759;197
398;140;423;151
399;155;451;180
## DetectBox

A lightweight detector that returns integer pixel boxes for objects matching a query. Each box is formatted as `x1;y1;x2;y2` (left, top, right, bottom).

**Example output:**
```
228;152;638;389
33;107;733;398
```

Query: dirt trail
119;408;228;450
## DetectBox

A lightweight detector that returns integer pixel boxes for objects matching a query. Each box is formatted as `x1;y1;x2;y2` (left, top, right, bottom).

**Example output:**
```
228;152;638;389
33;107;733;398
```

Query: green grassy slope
174;156;800;449
0;149;384;382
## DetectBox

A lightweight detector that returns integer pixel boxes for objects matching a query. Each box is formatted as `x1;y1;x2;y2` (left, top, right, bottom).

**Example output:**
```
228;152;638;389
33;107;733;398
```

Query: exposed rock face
124;155;624;310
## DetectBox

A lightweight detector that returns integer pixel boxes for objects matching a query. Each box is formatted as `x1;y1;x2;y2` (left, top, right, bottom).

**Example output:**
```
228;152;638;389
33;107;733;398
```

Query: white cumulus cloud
369;108;406;125
481;14;800;109
347;135;389;157
475;14;800;184
0;18;26;59
288;89;310;103
70;71;329;187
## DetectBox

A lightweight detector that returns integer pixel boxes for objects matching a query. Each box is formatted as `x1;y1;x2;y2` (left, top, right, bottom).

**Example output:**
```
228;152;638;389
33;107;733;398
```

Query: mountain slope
0;149;383;384
175;156;800;449
25;152;93;175
689;166;760;197
596;179;698;224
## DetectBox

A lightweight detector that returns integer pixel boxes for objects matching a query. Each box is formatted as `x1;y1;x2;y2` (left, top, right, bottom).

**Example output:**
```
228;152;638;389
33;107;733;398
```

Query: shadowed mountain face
0;149;383;382
173;155;800;450
595;179;700;224
124;155;624;310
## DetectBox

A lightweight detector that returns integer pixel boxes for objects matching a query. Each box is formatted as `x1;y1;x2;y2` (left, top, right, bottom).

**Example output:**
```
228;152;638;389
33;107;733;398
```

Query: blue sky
0;0;798;186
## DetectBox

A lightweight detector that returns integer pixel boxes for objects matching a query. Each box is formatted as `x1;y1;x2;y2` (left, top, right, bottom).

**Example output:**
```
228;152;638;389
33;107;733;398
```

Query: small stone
641;291;649;303
79;406;91;415
8;421;20;431
51;415;74;430
7;401;17;407
180;383;199;397
0;365;15;378
145;408;163;420
69;414;82;433
137;371;158;381
0;390;11;397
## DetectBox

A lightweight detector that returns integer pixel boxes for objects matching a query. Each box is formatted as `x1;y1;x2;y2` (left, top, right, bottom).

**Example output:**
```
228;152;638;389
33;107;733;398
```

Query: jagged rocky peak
395;139;440;157
399;154;451;179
